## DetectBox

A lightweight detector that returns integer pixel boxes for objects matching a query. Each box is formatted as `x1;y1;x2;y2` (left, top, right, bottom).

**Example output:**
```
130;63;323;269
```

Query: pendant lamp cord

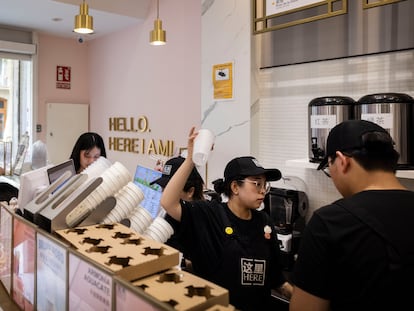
157;0;160;19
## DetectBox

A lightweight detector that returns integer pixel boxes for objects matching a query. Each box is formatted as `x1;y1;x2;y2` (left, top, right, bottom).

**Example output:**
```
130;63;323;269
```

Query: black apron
211;204;275;311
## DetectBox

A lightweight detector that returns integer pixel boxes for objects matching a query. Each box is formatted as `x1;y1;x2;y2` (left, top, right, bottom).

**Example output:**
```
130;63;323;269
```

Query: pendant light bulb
150;0;166;45
74;1;94;34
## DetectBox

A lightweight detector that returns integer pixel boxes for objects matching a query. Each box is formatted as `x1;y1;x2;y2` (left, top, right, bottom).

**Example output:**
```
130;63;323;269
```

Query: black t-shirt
292;190;414;310
177;200;286;311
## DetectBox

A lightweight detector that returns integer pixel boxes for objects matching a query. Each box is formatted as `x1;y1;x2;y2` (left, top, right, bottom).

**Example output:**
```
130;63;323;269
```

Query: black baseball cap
224;156;282;182
150;156;202;188
317;119;393;170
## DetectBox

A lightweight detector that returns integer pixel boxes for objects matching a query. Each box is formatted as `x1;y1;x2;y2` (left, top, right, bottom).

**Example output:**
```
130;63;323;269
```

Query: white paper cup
130;214;151;234
143;228;162;242
130;217;146;233
129;206;153;233
152;217;174;237
193;129;215;166
114;195;133;218
143;227;161;242
124;182;144;203
145;217;174;242
82;156;112;180
102;213;117;224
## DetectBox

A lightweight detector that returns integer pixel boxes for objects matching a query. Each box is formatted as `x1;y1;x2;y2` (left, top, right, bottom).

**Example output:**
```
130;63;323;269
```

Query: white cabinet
46;103;89;165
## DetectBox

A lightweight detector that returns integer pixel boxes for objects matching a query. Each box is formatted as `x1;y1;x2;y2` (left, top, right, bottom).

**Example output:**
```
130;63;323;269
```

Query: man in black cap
160;127;292;311
290;120;414;311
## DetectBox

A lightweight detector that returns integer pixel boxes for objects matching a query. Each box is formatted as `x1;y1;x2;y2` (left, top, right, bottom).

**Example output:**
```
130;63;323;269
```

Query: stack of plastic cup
128;205;153;234
66;161;131;224
143;216;174;243
81;156;112;181
91;161;131;205
102;182;144;224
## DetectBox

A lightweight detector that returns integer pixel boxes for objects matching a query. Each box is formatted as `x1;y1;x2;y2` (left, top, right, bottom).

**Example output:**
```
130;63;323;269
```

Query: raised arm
160;127;198;221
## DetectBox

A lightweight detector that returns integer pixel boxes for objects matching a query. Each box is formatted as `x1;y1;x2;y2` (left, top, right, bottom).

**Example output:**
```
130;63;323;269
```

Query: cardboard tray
55;222;180;281
131;268;229;311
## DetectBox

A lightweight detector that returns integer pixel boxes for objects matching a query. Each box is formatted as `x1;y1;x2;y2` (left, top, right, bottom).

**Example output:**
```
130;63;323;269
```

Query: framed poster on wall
213;62;233;100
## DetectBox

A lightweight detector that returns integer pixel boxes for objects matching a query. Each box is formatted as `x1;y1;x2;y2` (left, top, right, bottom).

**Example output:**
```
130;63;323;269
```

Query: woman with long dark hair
70;132;106;173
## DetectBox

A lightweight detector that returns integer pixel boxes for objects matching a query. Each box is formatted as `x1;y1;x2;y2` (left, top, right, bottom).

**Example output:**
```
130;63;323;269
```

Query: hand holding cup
193;129;215;166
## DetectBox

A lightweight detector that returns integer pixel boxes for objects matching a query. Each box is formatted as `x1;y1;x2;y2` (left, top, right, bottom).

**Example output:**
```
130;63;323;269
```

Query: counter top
0;175;20;189
271;288;290;304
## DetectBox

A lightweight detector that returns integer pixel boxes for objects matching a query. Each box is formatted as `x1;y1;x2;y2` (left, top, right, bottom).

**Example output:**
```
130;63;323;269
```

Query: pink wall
37;35;89;142
36;0;201;175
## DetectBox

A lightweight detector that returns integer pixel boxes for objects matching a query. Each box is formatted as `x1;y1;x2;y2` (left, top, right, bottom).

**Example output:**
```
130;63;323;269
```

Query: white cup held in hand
193;129;215;166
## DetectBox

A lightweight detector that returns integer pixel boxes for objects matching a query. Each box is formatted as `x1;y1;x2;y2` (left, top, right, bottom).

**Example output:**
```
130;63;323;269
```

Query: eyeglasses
321;152;352;178
238;179;271;194
321;156;336;178
321;165;331;178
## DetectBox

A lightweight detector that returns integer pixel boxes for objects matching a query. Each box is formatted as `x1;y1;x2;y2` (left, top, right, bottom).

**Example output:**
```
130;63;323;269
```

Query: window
0;97;7;138
0;28;36;174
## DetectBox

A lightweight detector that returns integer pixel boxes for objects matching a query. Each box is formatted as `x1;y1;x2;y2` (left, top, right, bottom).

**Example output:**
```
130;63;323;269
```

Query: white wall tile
254;50;414;218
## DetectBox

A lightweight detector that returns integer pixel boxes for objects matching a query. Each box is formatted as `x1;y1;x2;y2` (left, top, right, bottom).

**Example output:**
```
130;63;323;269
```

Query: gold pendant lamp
150;0;166;45
74;0;94;34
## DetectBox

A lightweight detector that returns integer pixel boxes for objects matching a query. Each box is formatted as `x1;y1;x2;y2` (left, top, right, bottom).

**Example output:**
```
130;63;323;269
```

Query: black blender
264;187;308;271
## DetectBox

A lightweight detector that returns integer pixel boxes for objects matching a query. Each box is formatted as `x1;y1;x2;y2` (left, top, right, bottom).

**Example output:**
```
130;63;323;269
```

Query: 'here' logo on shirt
241;258;265;286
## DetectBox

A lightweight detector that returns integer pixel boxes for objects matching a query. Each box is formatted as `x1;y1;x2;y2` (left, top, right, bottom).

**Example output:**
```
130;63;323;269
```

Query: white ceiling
0;0;152;41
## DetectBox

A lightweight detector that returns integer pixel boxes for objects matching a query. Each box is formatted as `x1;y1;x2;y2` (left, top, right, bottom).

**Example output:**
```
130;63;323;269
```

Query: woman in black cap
151;156;205;201
151;156;205;270
161;127;292;311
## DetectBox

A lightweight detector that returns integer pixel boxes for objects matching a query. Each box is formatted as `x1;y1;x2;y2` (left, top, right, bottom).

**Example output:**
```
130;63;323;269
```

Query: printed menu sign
12;217;36;311
266;0;322;15
0;206;13;294
37;233;68;311
69;253;113;311
115;281;164;311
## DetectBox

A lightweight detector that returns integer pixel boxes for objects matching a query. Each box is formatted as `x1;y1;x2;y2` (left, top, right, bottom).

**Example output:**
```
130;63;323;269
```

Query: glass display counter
0;203;176;311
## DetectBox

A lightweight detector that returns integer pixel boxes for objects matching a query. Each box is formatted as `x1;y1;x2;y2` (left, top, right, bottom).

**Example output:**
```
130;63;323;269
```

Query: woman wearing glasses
160;127;292;311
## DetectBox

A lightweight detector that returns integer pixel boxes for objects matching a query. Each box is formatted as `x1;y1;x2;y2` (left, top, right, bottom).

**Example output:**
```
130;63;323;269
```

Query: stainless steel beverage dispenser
355;93;414;169
308;96;355;163
264;188;308;271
